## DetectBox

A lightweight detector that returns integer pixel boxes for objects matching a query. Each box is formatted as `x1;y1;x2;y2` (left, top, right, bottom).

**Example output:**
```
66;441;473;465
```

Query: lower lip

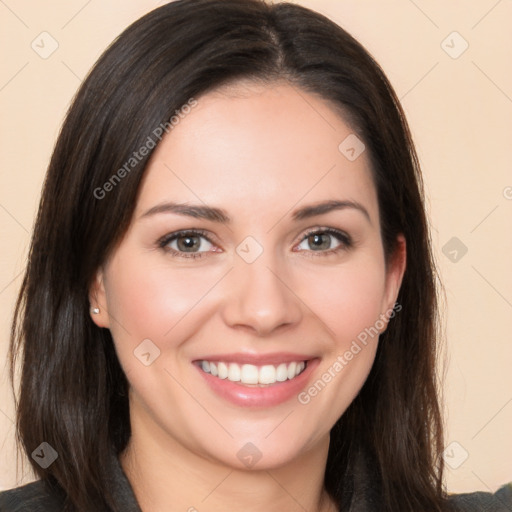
195;359;319;408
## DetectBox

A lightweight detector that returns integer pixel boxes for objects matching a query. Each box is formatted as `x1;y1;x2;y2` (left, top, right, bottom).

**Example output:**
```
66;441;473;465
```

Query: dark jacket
0;456;511;511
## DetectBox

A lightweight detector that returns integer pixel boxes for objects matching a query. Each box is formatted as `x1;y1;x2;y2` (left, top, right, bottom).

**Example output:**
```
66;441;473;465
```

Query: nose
220;250;303;337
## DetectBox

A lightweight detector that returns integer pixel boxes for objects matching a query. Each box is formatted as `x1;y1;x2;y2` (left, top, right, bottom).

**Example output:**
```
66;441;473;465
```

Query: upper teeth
200;360;306;385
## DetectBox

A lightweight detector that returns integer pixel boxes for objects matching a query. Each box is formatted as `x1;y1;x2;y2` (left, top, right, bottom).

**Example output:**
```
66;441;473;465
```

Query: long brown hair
10;0;448;510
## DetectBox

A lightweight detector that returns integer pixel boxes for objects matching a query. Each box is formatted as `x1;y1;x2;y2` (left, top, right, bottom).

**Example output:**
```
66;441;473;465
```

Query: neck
120;400;337;512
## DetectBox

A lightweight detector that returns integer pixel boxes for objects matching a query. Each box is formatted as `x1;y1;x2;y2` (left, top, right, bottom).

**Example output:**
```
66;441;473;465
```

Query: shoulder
0;479;65;512
448;482;512;511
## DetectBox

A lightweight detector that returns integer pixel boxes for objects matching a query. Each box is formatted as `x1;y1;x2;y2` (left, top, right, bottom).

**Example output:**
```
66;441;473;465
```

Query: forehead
135;81;378;225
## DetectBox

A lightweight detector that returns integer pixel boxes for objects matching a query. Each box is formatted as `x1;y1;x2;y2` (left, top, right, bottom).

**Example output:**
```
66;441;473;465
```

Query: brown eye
305;233;333;251
295;228;351;254
159;230;215;258
174;234;205;252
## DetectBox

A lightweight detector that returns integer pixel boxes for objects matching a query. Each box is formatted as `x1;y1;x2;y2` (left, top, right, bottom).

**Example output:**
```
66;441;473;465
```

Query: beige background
1;0;511;495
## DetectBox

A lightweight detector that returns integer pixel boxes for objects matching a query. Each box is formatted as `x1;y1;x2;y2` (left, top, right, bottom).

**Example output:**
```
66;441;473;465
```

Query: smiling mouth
196;360;308;386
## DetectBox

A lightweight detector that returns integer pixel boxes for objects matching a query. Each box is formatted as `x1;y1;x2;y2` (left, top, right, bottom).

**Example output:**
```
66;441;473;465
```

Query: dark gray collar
3;449;508;511
107;454;143;511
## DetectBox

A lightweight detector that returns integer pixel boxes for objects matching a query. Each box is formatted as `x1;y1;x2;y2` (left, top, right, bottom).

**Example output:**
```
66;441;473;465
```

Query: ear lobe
88;269;110;328
382;234;407;322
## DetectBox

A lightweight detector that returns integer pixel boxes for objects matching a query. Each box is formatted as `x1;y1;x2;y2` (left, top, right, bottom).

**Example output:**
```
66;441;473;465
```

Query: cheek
294;259;386;427
103;250;226;354
300;256;387;341
101;253;223;411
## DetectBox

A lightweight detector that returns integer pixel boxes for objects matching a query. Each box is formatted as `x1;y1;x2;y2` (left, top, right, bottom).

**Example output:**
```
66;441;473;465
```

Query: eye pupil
178;235;200;251
308;233;330;250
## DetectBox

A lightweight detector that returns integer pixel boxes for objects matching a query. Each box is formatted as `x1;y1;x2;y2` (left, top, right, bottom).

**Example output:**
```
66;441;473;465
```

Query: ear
380;234;406;328
89;268;110;328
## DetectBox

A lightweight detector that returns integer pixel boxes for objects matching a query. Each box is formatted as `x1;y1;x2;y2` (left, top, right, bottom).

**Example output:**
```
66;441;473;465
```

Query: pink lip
194;357;320;408
193;352;315;365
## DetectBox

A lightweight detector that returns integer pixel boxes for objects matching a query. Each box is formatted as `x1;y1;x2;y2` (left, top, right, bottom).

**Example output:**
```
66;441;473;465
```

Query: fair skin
90;81;406;512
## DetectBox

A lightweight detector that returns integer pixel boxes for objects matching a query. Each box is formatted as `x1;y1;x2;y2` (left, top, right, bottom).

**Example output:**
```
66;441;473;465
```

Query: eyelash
157;228;352;260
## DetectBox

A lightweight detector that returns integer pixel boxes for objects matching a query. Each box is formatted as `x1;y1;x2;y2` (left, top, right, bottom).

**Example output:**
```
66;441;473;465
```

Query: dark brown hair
9;0;449;510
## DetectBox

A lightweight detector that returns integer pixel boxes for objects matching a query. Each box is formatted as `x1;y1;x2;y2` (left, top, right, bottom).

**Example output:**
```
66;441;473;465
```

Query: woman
1;0;510;510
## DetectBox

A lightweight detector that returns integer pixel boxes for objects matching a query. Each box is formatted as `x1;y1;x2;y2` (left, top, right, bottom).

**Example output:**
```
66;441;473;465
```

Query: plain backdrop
1;0;511;495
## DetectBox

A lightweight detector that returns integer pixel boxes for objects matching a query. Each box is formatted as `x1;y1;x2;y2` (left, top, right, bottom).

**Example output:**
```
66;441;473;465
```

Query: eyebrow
139;199;371;224
292;199;370;223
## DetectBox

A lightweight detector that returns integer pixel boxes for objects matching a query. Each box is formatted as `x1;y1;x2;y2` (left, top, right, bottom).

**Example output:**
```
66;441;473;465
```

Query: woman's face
91;82;405;469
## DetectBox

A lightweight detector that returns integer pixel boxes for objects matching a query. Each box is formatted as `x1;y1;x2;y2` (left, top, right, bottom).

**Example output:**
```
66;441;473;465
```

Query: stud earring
91;307;100;315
